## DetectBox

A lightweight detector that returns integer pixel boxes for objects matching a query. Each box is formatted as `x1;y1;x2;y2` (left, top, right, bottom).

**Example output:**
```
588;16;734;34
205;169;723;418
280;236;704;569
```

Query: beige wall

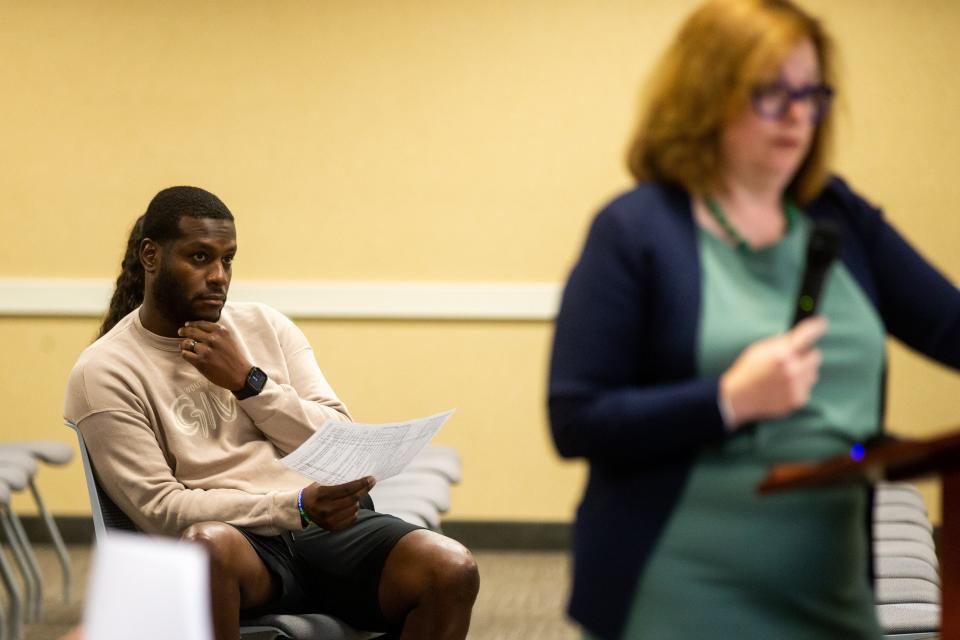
2;0;959;522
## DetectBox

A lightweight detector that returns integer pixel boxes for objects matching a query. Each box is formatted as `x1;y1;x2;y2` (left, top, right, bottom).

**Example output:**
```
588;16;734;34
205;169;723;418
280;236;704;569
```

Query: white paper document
85;532;213;640
281;409;454;485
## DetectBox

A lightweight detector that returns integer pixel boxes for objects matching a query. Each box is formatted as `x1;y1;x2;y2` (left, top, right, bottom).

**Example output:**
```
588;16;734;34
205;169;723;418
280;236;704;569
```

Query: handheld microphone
792;218;841;325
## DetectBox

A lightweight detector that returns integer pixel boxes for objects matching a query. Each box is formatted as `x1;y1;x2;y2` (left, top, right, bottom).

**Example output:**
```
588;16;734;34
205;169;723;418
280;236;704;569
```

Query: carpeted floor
11;545;579;640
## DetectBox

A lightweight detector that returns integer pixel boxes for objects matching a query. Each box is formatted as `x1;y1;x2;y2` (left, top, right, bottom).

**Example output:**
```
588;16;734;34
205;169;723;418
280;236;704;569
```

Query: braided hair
98;186;234;338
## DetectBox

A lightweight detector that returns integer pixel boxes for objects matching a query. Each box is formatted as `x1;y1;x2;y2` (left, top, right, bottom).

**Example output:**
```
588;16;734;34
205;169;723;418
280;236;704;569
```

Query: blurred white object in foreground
84;532;212;640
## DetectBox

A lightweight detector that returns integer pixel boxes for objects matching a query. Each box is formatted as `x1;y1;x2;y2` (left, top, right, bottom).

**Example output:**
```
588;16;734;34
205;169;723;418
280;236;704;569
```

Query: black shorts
235;503;421;631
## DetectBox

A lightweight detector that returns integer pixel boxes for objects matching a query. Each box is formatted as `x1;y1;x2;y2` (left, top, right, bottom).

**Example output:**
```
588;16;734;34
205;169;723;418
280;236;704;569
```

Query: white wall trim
0;279;562;321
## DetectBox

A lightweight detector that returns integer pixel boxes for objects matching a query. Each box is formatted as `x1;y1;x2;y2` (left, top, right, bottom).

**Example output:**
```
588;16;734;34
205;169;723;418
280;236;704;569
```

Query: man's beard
152;264;223;326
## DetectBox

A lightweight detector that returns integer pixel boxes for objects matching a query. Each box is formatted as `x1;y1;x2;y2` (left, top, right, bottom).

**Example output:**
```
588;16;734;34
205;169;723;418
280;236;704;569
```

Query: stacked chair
0;482;21;640
66;420;461;640
0;441;75;640
368;446;460;532
875;482;941;640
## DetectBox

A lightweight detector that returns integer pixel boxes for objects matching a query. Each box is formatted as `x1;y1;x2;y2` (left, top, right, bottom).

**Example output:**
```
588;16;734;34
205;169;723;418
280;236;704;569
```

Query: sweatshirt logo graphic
171;384;237;438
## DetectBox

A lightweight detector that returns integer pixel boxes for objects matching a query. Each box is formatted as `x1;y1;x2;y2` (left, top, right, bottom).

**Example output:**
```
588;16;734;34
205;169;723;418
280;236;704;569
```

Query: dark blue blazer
548;177;960;639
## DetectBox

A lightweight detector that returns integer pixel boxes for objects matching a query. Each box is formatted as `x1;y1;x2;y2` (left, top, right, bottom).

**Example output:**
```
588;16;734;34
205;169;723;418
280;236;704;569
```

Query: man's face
152;217;237;326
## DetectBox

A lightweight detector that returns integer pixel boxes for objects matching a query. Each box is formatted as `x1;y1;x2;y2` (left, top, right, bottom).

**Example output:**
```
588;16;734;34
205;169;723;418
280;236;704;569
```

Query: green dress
608;212;887;639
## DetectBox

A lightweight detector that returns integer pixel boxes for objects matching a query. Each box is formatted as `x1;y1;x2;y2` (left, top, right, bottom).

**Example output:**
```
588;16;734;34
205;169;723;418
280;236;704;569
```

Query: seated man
64;186;479;640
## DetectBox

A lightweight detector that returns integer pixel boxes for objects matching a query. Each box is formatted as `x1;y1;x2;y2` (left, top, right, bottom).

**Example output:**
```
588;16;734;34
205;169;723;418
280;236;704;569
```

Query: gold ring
188;339;197;351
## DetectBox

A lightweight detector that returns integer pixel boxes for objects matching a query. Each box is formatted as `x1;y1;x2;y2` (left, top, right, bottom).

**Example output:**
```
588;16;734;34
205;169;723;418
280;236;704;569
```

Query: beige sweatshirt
64;302;351;537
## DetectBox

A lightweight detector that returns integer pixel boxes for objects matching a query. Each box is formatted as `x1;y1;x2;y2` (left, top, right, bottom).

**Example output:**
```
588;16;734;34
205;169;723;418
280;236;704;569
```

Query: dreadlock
98;215;146;338
98;186;234;338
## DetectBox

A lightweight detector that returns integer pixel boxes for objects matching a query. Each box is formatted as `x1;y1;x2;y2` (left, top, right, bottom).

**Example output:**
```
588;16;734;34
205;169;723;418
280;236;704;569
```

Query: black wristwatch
233;366;268;400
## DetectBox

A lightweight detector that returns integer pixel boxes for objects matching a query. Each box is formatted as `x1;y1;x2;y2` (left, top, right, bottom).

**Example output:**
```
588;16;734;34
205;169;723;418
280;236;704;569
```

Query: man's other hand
178;320;253;391
302;477;375;532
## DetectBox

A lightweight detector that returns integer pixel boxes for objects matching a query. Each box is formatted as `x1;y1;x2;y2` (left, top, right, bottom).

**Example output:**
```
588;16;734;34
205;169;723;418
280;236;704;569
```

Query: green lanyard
704;196;798;253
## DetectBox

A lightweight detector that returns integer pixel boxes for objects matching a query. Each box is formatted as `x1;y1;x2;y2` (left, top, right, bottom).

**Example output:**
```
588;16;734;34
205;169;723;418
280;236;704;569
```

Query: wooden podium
759;430;960;639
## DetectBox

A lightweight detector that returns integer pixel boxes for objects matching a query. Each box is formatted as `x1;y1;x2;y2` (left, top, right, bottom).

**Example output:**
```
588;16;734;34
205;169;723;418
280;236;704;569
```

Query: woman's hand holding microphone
719;316;828;430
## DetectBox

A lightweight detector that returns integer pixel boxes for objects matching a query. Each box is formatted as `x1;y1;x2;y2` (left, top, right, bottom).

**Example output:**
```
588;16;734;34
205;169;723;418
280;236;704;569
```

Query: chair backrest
64;420;138;539
874;482;940;640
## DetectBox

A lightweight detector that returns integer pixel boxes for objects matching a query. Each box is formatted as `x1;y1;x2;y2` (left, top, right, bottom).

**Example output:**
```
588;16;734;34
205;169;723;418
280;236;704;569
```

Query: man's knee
180;521;245;574
392;531;480;605
181;521;277;609
430;538;479;603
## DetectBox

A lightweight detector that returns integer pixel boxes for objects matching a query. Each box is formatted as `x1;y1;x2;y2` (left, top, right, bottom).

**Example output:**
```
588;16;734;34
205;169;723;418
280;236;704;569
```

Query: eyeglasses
751;81;835;122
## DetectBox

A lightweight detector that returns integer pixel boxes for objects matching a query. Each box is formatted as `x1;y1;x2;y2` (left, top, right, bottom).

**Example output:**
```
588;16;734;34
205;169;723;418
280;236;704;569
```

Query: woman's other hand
720;316;828;429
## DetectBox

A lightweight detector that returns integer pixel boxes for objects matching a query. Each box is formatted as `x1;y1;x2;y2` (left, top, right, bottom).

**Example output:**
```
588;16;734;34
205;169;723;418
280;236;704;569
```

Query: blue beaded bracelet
297;487;314;527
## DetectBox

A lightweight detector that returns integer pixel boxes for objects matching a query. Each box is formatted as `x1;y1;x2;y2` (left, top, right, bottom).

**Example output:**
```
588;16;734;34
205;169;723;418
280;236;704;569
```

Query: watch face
249;367;268;392
235;367;268;400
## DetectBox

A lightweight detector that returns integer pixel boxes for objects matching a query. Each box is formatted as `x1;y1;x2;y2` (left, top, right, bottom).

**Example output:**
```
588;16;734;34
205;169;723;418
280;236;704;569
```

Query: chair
372;471;451;513
367;494;442;530
369;449;460;531
0;459;44;624
874;482;940;640
406;446;461;483
65;421;384;640
0;480;24;640
0;441;74;604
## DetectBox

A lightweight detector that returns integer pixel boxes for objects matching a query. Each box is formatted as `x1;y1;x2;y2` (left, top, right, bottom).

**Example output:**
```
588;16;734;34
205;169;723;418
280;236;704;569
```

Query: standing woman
548;1;960;639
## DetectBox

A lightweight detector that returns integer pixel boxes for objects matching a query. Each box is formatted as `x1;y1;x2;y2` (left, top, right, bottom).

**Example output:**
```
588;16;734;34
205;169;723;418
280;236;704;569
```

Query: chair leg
7;509;43;621
0;511;24;640
0;511;38;626
29;479;71;603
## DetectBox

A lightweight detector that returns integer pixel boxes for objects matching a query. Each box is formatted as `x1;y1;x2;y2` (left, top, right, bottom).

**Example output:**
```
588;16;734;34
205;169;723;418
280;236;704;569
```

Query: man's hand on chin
177;320;252;392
